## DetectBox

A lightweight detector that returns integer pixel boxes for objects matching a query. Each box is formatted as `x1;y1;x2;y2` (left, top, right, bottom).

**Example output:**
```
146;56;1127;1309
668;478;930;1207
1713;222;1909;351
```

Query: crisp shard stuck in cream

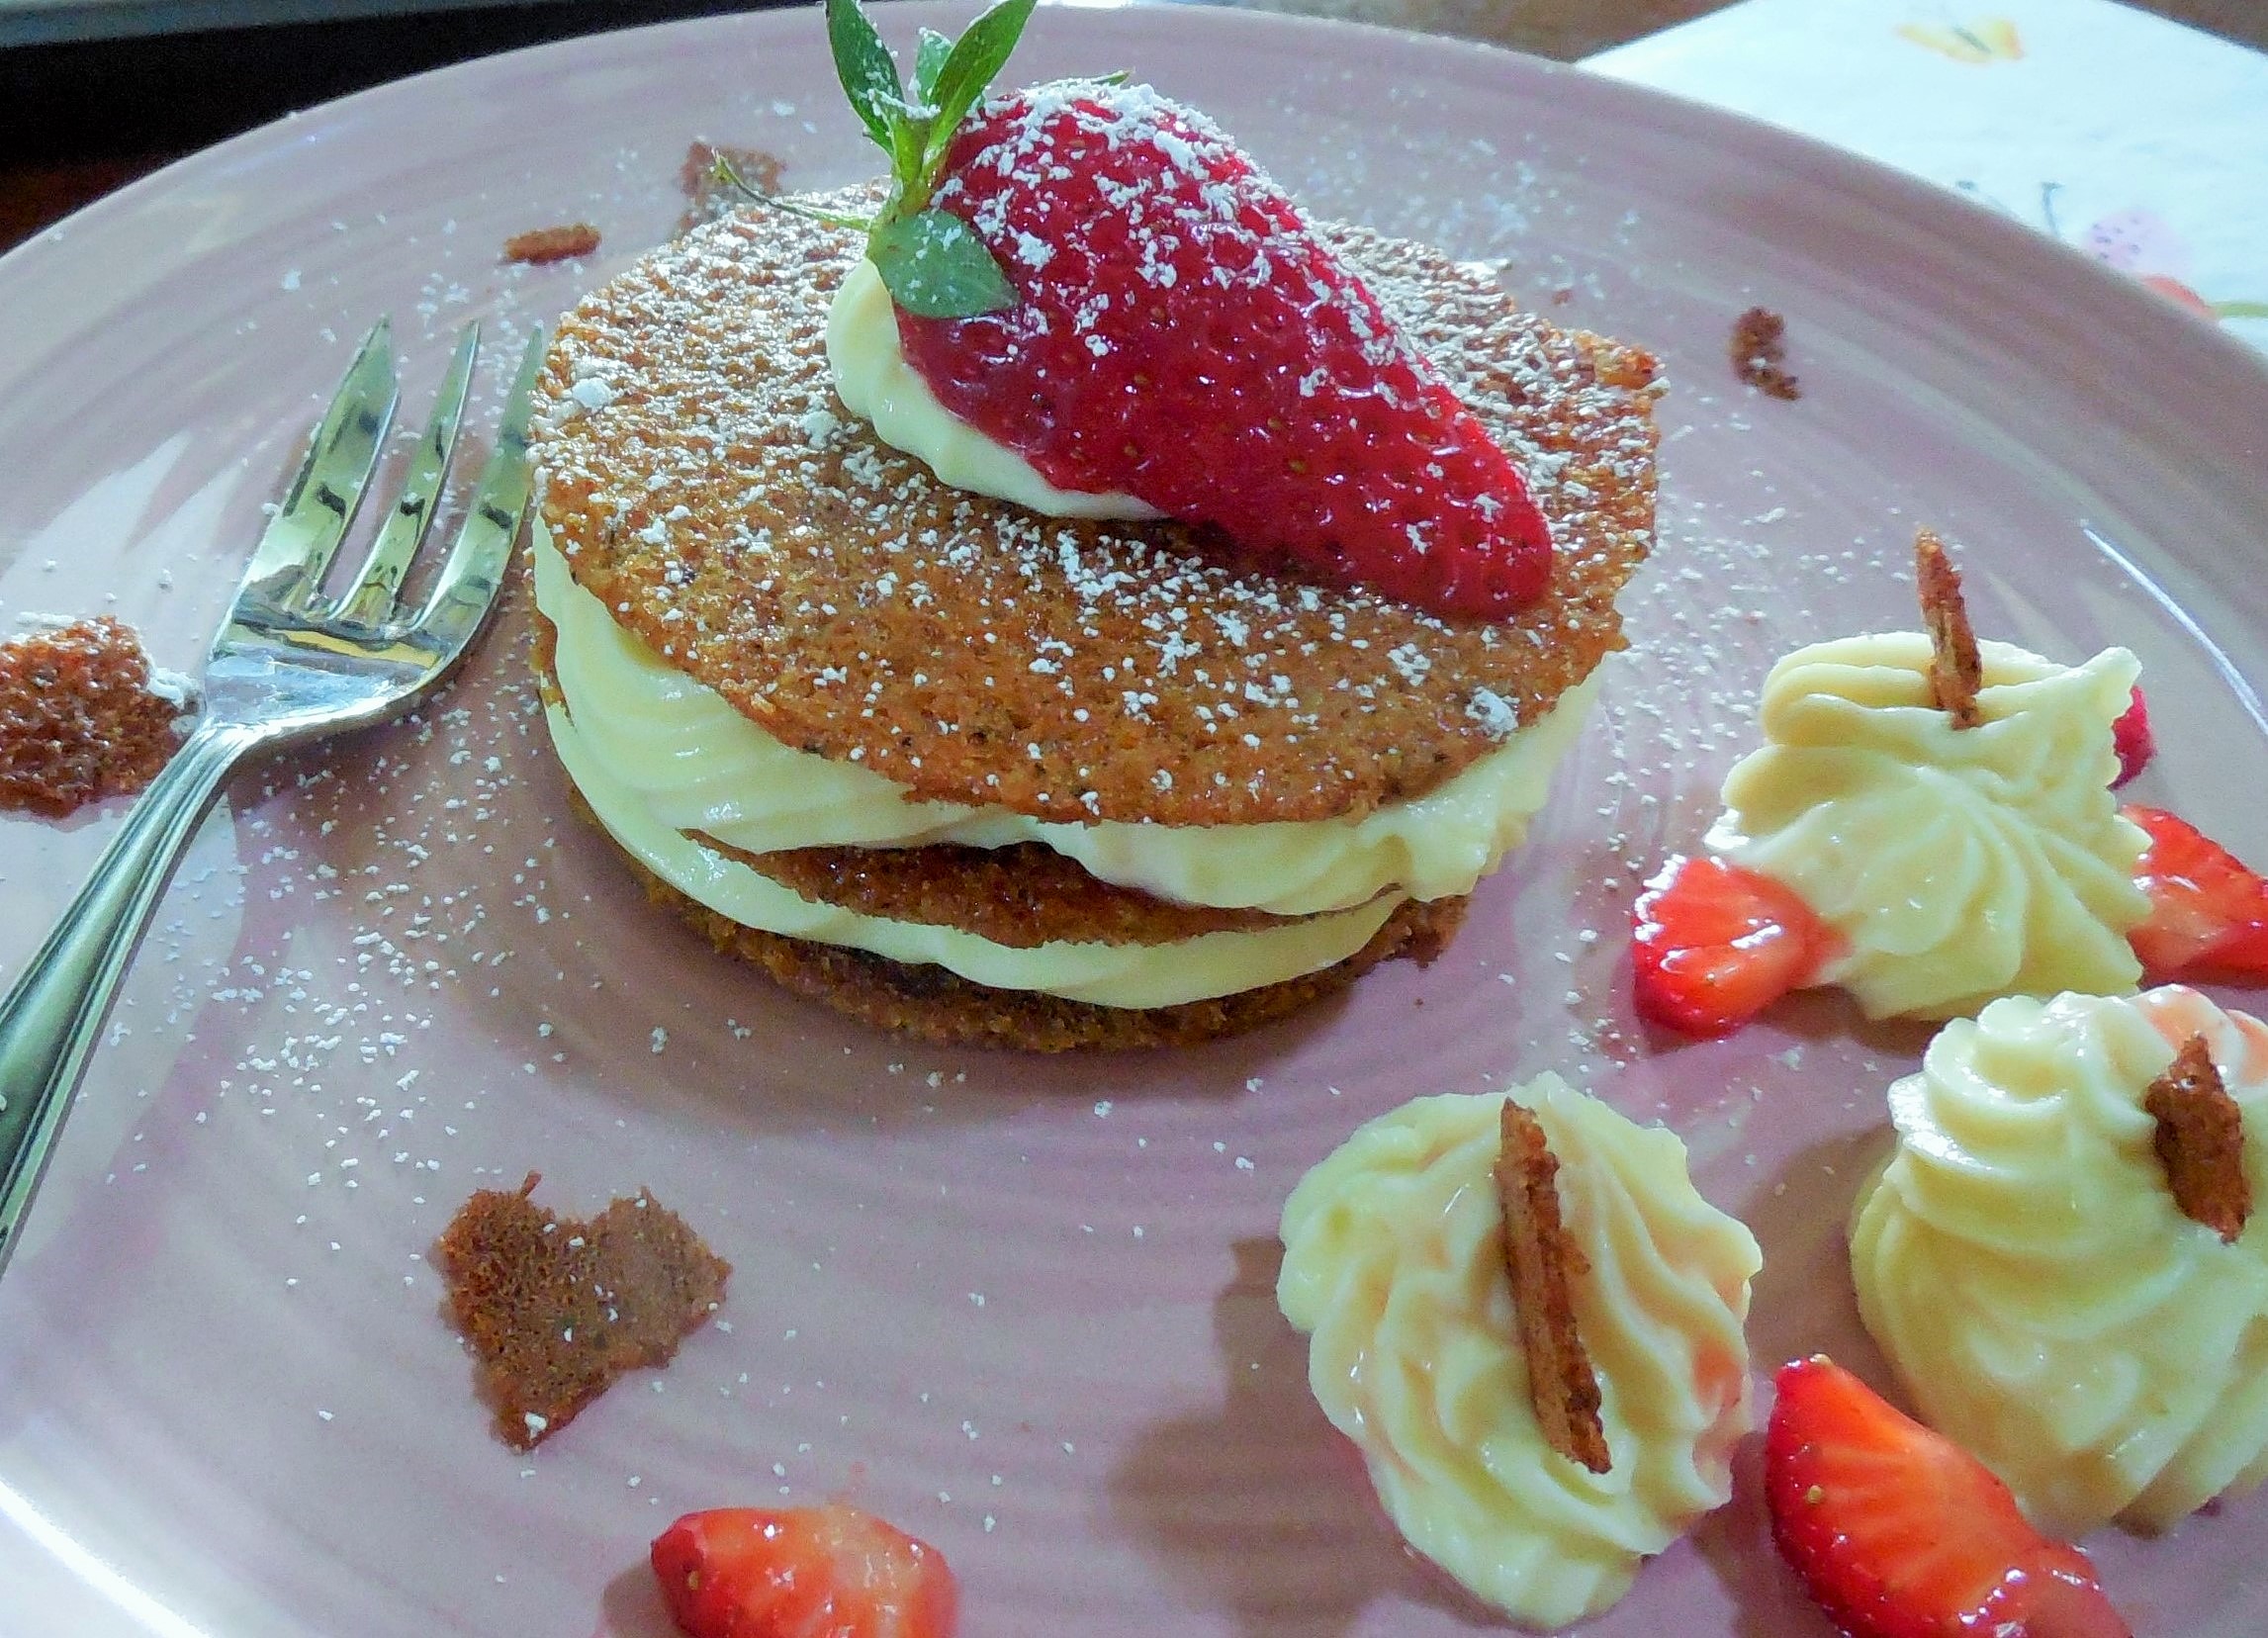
1852;986;2268;1536
1709;631;2148;1020
1276;1080;1759;1628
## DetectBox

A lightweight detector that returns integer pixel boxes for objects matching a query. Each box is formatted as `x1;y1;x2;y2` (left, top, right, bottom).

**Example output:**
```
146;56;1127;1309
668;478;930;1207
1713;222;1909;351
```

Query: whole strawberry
803;0;1553;617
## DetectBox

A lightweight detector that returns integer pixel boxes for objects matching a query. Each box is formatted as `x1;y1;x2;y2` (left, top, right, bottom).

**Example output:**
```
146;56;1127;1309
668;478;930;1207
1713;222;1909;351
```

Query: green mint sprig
829;0;1036;318
710;0;1035;317
712;0;1128;320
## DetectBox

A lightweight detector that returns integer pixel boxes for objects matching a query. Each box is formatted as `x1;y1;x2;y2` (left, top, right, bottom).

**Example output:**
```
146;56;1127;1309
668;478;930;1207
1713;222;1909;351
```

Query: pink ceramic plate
3;5;2266;1633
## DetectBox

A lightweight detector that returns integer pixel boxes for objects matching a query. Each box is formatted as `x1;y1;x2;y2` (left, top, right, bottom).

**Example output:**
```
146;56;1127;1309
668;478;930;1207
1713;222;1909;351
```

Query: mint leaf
922;0;1038;171
826;0;904;155
886;112;929;191
913;28;953;106
868;210;1018;319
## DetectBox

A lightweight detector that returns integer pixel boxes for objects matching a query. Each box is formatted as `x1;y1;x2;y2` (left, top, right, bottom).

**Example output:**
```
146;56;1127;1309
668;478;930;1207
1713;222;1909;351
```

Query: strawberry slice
2127;804;2268;980
2111;686;2153;787
1631;855;1839;1038
1767;1356;2130;1638
897;84;1553;617
651;1503;957;1638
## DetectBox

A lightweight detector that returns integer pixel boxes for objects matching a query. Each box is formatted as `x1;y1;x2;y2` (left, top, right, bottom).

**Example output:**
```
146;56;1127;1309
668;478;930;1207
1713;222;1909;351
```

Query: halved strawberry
898;83;1555;616
651;1503;957;1638
1631;855;1839;1038
2127;804;2268;981
2111;686;2153;787
800;0;1554;618
1767;1356;2130;1638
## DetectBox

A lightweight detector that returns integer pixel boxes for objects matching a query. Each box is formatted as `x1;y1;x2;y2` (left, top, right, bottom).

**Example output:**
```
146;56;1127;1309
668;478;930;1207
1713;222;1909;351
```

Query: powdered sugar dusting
531;186;1659;827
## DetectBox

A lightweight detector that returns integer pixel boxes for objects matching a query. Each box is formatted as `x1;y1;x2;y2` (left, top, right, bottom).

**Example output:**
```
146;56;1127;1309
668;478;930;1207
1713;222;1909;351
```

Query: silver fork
0;317;544;1276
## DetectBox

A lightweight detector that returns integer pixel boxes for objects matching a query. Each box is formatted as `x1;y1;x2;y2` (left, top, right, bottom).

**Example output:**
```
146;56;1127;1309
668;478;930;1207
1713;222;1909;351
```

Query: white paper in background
1586;0;2268;353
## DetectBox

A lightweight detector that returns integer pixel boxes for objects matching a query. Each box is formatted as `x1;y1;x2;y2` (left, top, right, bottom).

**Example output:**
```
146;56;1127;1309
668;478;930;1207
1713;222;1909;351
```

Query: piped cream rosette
1852;987;2268;1536
1276;1080;1760;1628
1707;632;2148;1020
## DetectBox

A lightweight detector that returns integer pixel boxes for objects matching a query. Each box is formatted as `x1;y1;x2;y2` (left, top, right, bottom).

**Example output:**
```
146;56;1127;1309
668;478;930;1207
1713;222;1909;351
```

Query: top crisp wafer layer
533;187;1659;826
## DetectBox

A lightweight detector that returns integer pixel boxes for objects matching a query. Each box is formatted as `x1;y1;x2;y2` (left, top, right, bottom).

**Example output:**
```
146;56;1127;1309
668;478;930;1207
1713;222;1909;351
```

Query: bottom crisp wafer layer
573;785;1466;1050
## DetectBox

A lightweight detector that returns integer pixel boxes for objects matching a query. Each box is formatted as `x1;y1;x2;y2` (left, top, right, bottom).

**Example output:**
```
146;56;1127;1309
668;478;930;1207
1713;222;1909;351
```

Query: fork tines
239;318;544;639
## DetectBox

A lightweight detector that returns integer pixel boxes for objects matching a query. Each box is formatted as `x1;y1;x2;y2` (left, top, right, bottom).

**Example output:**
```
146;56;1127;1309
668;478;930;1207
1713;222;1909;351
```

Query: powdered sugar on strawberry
897;81;1555;617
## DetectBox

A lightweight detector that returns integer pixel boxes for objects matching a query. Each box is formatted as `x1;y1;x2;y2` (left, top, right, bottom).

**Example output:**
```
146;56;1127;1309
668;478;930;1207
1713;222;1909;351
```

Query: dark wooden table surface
5;0;2266;254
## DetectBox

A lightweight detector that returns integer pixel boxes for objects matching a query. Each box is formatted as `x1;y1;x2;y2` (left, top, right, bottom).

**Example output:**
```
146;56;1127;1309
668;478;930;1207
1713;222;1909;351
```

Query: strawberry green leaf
868;209;1017;318
922;0;1038;170
826;0;905;155
913;28;953;106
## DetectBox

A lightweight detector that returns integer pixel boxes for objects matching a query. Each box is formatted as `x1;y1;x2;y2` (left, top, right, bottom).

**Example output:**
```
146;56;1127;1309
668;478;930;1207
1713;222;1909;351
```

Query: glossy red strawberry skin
1767;1356;2130;1638
651;1504;957;1638
895;83;1552;617
2127;804;2268;980
2111;687;2153;787
1631;855;1839;1038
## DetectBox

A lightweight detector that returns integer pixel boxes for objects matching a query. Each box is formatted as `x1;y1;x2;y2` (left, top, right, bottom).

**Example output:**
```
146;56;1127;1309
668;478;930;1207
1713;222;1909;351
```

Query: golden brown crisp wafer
2146;1034;2251;1242
533;187;1658;827
1916;527;1983;729
709;836;1307;949
623;822;1467;1052
559;771;1466;1050
1495;1099;1611;1474
537;623;1468;1048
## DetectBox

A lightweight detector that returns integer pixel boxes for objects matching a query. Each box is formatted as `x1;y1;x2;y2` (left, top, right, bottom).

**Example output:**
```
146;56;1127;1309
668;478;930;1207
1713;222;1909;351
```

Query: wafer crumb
1494;1099;1610;1473
1915;527;1982;728
2146;1035;2250;1242
0;616;187;817
1729;306;1799;400
679;140;786;234
503;224;602;265
435;1171;730;1449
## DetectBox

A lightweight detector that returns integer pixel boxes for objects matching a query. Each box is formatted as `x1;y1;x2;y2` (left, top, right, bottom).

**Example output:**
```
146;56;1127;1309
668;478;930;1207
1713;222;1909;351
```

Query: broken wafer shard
1915;527;1983;728
2145;1035;2251;1242
502;224;602;265
1729;306;1800;401
1495;1098;1612;1474
435;1172;731;1449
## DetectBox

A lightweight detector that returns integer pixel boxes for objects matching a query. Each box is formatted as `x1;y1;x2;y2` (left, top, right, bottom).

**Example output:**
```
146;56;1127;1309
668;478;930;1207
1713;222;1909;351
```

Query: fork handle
0;718;262;1275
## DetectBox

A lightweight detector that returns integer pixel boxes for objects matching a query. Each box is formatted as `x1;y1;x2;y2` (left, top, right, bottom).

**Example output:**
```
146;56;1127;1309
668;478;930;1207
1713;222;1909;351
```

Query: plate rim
3;6;2268;1635
4;0;2267;431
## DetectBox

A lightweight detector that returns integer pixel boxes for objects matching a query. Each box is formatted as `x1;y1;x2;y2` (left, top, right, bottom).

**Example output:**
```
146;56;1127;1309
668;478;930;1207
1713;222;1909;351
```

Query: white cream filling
546;697;1401;1008
824;257;1162;521
532;525;1598;918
